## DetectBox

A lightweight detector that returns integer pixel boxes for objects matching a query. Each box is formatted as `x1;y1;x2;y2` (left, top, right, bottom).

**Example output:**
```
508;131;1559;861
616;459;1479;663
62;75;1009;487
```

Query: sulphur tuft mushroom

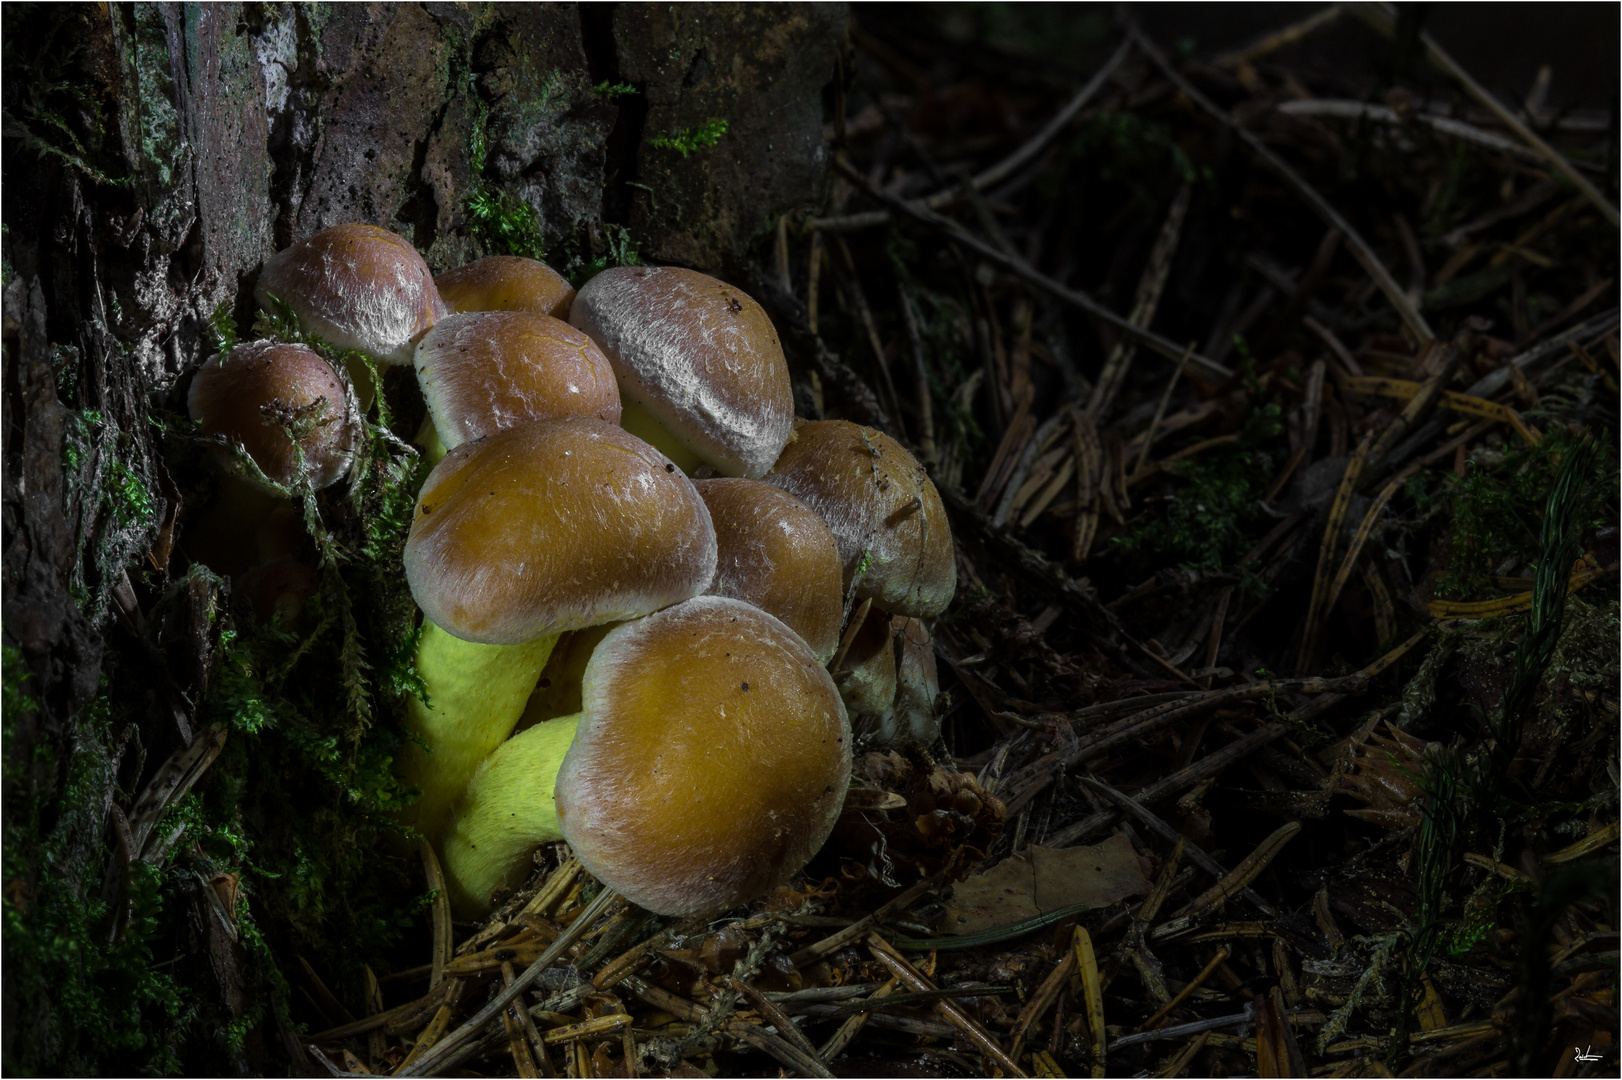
569;265;794;478
440;596;850;916
188;340;360;492
399;416;717;840
693;477;844;663
411;310;621;465
763;419;956;620
880;616;942;745
435;255;575;320
254;223;445;365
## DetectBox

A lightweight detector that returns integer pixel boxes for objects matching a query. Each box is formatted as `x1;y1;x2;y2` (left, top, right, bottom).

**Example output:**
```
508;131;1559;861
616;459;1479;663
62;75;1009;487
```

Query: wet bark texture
1;3;840;1072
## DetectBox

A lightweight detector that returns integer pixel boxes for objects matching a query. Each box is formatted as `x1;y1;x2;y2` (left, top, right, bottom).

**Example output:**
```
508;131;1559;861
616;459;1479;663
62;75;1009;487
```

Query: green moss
562;222;642;288
1439;427;1611;599
649;117;729;159
594;81;637;99
0;6;128;190
1114;404;1283;571
193;575;429;977
462;72;546;261
2;676;194;1075
207;302;239;358
61;407;160;618
465;186;547;261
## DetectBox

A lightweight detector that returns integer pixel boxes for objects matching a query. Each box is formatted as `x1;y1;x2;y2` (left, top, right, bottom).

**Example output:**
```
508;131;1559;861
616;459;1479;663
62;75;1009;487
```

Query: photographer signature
1573;1045;1604;1063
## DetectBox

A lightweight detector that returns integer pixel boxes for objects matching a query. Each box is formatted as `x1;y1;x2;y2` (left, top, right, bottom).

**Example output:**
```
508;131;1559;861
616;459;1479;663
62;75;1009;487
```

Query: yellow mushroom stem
412;413;449;469
440;714;580;915
616;398;704;475
398;621;557;844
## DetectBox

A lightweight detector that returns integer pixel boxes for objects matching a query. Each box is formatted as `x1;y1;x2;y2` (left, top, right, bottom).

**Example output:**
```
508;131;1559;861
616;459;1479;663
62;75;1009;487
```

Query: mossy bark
1;3;841;1072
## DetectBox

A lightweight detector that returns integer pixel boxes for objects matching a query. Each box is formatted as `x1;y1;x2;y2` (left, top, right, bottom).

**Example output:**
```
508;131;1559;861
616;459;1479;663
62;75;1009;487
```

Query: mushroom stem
399;621;558;843
343;355;380;412
617;398;704;475
439;714;580;915
411;413;449;469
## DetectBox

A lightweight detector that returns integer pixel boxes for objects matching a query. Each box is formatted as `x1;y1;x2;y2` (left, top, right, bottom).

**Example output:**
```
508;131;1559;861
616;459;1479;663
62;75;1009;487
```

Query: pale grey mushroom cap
255;223;445;365
764;420;956;618
414;310;621;451
569;266;794;479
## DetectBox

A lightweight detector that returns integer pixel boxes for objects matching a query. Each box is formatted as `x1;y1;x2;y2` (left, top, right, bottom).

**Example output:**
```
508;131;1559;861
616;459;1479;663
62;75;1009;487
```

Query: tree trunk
1;3;842;1072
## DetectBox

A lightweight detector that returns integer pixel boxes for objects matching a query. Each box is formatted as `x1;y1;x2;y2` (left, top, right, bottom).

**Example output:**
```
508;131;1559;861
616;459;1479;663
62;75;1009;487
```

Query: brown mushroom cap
254;223;444;364
693;478;844;663
188;341;358;491
568;266;794;478
764;420;956;618
403;417;717;644
556;596;850;917
435;256;575;320
414;311;621;450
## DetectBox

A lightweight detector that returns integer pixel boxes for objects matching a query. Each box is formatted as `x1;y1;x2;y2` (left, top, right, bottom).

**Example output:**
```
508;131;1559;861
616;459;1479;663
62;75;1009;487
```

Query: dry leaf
941;834;1152;935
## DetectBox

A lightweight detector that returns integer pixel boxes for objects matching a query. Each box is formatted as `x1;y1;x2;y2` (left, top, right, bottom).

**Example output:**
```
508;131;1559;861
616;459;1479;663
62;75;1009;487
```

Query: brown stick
836;159;1234;385
622;976;835;1078
817;978;899;1060
1139;947;1232;1031
730;978;826;1068
812;38;1133;231
1008;949;1077;1064
419;841;453;990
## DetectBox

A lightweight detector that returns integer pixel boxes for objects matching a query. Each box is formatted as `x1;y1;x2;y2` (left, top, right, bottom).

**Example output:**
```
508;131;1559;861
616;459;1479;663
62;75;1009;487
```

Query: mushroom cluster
210;225;957;920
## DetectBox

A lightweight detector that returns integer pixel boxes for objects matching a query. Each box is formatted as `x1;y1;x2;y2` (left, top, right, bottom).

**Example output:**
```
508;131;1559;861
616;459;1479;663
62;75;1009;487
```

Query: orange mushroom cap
556;596;850;917
693;478;844;663
188;340;358;491
765;420;956;618
413;311;621;451
435;255;576;319
403;417;717;645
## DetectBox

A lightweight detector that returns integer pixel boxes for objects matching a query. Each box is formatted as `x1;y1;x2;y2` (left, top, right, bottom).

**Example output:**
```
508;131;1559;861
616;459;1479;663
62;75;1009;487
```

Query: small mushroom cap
255;223;444;364
693;478;844;663
404;417;717;644
764;420;956;618
188;340;358;491
435;256;575;319
414;311;622;450
569;266;793;478
556;596;851;917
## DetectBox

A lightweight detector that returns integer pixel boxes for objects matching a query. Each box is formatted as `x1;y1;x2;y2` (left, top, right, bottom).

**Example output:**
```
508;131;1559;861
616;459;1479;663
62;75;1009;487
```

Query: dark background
869;3;1620;111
